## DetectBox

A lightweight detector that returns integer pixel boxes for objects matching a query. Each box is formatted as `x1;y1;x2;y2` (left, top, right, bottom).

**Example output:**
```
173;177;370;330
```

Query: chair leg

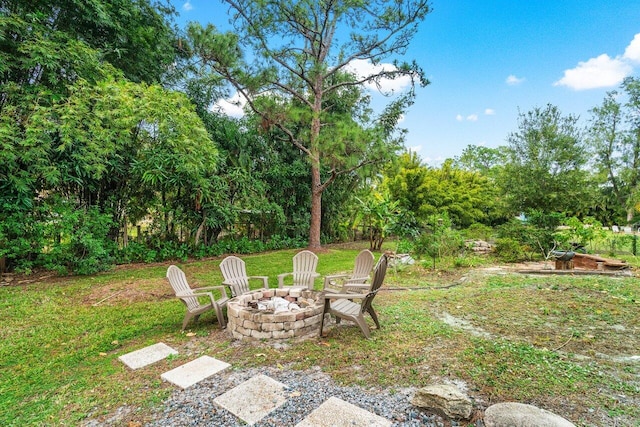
215;305;226;329
355;316;371;339
182;312;194;330
319;299;330;337
367;307;380;329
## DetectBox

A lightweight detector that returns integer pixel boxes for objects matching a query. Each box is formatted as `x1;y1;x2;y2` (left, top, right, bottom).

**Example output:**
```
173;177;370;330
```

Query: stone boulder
484;402;575;427
466;240;493;254
411;384;473;420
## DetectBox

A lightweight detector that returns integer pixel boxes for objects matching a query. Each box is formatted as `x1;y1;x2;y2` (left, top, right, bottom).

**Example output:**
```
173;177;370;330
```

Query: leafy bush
395;239;415;254
40;205;115;275
414;216;465;269
555;216;606;252
463;223;494;241
494;237;526;263
0;204;47;274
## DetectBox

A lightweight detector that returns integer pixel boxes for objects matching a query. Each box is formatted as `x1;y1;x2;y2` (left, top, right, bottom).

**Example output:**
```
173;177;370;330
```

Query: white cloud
457;113;478;122
624;33;640;63
408;145;422;153
554;33;640;90
506;75;525;85
484;108;495;115
554;54;632;90
182;1;193;11
211;92;247;118
346;59;413;93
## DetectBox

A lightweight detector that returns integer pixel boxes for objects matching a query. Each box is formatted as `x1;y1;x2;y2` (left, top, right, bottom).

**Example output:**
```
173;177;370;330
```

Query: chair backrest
348;249;375;283
361;254;388;313
167;265;200;311
219;256;250;296
293;250;318;288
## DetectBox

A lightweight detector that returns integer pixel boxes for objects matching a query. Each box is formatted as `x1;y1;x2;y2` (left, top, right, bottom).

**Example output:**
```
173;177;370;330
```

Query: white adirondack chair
323;249;375;293
277;250;320;289
219;255;269;297
166;265;228;330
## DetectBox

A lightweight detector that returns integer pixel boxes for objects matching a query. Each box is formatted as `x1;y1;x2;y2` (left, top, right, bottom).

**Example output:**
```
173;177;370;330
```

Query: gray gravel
147;365;455;426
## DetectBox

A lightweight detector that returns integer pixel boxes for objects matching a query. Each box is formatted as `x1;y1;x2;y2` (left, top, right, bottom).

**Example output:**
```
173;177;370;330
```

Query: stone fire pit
226;288;325;340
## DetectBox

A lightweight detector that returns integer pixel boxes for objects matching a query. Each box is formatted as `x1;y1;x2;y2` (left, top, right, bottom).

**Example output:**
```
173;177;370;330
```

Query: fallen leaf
185;332;196;337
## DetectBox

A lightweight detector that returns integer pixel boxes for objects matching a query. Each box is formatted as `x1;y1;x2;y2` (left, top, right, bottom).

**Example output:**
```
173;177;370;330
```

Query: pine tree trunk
309;164;322;250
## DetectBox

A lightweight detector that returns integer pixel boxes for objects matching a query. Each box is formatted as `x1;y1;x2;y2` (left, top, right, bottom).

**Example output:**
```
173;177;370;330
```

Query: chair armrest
192;285;227;293
324;273;349;286
322;292;366;300
342;283;369;289
345;275;370;284
221;281;240;297
188;286;229;301
177;290;223;305
341;283;370;293
277;272;293;288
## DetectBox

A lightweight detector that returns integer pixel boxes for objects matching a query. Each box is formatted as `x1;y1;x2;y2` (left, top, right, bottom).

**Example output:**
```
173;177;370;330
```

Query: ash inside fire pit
226;288;326;340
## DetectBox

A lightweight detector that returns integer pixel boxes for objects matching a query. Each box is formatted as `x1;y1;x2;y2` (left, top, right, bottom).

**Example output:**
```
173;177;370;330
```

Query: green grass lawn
1;246;638;426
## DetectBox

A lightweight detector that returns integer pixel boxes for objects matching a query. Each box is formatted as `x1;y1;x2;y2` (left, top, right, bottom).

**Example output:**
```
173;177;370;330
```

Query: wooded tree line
1;1;638;274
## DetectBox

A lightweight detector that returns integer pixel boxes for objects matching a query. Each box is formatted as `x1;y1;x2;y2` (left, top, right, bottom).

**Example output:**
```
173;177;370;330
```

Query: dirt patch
81;279;172;306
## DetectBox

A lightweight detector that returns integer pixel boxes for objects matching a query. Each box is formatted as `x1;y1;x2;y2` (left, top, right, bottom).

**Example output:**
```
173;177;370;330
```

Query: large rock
411;384;473;420
484;402;575;427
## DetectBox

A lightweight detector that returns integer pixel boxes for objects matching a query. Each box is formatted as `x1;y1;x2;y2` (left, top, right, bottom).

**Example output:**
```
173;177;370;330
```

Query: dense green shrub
414;215;465;269
463;223;494;241
494;237;526;262
395;239;415;254
113;234;307;266
39;205;116;275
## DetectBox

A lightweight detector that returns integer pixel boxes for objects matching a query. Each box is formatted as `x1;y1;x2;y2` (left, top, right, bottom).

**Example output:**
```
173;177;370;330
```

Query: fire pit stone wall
227;288;326;340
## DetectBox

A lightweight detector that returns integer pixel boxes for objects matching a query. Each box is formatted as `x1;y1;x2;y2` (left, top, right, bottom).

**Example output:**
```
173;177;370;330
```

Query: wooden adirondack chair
219;256;269;297
277;250;320;289
323;249;375;293
166;265;228;330
319;254;388;339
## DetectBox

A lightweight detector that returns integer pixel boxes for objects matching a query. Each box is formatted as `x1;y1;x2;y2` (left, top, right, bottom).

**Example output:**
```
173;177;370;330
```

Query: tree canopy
2;1;639;275
186;0;431;249
501;104;593;216
588;77;640;222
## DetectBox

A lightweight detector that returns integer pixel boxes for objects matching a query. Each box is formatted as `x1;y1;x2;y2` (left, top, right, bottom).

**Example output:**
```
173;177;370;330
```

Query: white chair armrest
277;272;293;288
323;273;348;287
187;286;228;302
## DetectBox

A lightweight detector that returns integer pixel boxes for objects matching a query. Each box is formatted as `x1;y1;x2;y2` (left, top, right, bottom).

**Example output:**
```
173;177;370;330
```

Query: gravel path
148;365;456;426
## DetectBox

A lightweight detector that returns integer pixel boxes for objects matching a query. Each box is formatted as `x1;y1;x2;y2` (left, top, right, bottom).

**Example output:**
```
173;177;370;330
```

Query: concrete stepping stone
161;355;230;389
295;396;391;427
214;374;288;425
118;342;178;370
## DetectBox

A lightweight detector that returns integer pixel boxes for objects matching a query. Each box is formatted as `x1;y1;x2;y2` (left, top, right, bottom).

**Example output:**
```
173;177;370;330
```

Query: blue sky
172;1;640;164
